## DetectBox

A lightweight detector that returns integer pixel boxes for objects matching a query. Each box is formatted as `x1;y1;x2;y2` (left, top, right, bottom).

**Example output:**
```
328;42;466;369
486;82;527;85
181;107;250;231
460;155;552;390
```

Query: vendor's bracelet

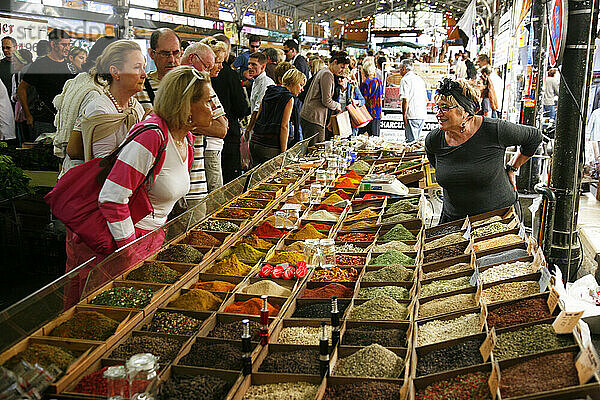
505;164;518;173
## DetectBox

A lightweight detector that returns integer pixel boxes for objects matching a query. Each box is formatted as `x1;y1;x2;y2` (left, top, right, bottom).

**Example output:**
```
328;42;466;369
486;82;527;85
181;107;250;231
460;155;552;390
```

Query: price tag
539;265;551;293
488;361;500;400
461;216;470;230
507;218;518;229
470;264;480;286
475;280;483;304
576;344;600;384
552;310;584;334
547;287;560;313
518;223;526;240
480;302;488;331
532;247;543;269
463;219;472;240
464;238;474;255
480;327;497;362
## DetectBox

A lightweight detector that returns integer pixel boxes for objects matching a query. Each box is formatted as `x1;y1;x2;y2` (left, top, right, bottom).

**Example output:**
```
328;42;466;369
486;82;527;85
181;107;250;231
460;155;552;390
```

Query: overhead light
324;10;327;13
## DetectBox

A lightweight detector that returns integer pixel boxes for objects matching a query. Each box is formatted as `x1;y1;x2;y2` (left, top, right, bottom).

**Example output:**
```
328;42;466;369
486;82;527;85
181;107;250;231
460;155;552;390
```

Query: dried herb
127;261;182;284
198;219;239;232
5;343;75;371
380;224;416;241
90;287;153;309
50;311;119;340
324;382;401;400
358;286;409;301
230;198;265;209
472;221;511;238
423;263;471;280
425;233;467;251
157;244;203;263
420;276;471;298
372;241;413;253
381;213;417;225
334;344;403;378
417;313;481;346
487;297;552;329
167;289;222;311
384;199;419;216
482;281;540;303
159;374;232;400
418;293;478;319
349;296;408;320
493;323;574;360
370;250;415;265
363;265;413;282
349;160;371;175
342;326;406;347
243;382;319;400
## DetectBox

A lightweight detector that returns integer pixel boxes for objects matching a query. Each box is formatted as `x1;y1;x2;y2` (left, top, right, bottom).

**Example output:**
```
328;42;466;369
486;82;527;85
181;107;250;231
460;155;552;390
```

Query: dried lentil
482;281;540;303
417;313;481;346
110;335;183;362
487;297;552;329
418;293;478;319
143;311;203;335
90;287;153;309
494;323;574;360
334;344;403;378
278;325;332;345
179;342;243;370
370;250;415;265
363;265;413;282
420;276;471;298
342;326;406;347
157;244;203;263
159;374;232;400
416;337;484;376
242;382;319;400
127;261;182;284
359;285;409;301
349;296;408;320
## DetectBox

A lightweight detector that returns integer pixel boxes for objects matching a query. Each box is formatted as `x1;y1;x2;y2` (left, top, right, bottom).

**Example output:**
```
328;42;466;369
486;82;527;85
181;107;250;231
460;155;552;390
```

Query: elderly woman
359;61;383;136
251;68;306;163
64;66;213;306
425;78;542;223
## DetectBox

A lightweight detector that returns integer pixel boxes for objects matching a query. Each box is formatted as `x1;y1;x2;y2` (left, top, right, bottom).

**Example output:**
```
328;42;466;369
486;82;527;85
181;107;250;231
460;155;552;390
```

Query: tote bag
346;103;373;129
45;124;165;255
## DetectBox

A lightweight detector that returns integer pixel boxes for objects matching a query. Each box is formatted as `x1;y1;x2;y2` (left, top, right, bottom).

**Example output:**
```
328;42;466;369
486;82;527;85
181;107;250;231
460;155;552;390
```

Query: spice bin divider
231;371;326;400
152;364;244;400
0;336;99;394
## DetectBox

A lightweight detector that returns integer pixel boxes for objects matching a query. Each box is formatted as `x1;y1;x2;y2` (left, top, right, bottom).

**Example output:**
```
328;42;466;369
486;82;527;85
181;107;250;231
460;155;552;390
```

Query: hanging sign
548;0;568;67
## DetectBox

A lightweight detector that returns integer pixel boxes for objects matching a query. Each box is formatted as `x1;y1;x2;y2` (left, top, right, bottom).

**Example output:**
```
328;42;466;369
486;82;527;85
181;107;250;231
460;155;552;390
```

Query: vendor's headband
436;78;479;115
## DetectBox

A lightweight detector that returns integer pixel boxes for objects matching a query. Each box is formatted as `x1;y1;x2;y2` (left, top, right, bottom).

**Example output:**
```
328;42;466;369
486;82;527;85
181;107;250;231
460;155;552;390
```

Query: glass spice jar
104;365;127;400
126;353;158;398
300;189;311;204
320;239;336;269
310;184;322;204
304;239;320;268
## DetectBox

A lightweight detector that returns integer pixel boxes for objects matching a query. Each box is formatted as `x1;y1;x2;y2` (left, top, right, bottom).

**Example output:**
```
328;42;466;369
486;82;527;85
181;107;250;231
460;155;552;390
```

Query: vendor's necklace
105;88;133;113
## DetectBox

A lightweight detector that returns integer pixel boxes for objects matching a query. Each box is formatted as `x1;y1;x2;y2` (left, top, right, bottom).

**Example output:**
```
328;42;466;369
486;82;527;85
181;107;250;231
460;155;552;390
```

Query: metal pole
547;0;599;281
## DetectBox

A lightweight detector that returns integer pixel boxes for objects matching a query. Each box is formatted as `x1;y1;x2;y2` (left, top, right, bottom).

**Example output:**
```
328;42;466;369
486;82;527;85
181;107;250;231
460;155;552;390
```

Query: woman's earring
187;115;193;125
460;120;466;133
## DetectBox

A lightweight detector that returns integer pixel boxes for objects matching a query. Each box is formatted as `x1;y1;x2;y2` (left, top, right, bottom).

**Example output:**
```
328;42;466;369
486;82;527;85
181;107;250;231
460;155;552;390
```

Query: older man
0;36;16;96
135;28;182;112
398;58;427;142
181;42;228;199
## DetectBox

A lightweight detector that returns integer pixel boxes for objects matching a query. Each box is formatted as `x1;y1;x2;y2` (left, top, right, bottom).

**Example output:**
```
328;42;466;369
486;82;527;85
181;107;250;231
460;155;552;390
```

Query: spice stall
0;136;599;400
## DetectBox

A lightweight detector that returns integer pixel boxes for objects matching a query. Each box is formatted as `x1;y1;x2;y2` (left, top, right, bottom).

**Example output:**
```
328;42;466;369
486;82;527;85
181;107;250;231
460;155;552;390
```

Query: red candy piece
283;266;295;280
271;265;284;279
295;266;307;279
260;264;273;277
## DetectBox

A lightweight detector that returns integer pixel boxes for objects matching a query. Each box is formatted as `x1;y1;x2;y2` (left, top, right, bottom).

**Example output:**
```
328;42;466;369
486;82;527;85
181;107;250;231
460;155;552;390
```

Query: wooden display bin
252;343;323;376
162;287;229;313
232;372;325;400
59;358;134;399
282;297;352;321
415;290;480;321
298;281;358;300
200;312;279;340
329;345;407;380
318;376;406;400
414;308;486;349
136;308;213;336
122;260;198;285
174;335;260;369
345;297;413;324
81;281;168;317
154;364;243;400
102;330;190;366
408;363;493;399
218;293;290;319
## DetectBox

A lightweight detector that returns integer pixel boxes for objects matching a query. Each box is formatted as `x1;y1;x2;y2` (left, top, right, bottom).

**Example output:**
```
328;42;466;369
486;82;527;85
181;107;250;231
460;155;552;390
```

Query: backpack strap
144;78;156;104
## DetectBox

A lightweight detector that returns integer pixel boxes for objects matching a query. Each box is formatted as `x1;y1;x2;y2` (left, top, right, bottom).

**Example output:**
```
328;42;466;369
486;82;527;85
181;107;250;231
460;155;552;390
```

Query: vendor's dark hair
330;50;350;65
283;39;299;51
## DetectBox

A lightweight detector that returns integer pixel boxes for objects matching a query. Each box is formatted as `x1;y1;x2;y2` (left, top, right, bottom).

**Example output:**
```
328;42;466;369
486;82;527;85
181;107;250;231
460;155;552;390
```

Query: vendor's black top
252;85;295;149
425;117;542;222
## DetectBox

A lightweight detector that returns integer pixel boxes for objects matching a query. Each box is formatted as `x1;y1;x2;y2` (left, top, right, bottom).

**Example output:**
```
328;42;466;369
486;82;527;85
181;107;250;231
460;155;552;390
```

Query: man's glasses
282;49;290;53
155;50;181;58
249;44;260;49
433;105;458;113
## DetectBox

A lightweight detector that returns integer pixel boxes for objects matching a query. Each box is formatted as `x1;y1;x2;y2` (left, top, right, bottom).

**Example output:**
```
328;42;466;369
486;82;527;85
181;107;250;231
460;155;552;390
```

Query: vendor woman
425;78;542;224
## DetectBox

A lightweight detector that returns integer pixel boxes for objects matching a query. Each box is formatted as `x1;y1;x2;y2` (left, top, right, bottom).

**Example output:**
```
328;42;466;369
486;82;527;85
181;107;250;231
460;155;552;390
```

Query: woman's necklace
105;88;133;113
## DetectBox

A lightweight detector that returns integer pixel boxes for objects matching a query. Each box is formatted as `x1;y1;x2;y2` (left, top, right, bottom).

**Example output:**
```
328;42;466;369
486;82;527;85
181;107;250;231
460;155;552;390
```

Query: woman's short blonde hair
310;58;325;75
91;40;141;86
362;61;376;78
282;68;307;87
154;65;211;131
201;37;228;61
433;78;481;112
276;49;286;63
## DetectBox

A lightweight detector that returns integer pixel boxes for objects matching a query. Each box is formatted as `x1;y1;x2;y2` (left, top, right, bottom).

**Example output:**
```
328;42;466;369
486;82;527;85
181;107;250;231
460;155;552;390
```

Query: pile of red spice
331;189;353;200
487;297;553;329
301;222;333;232
312;204;344;213
336;254;367;266
335;178;359;189
302;283;354;299
311;267;359;282
224;298;280;316
337;232;375;242
341;170;363;181
72;366;131;397
252;222;286;238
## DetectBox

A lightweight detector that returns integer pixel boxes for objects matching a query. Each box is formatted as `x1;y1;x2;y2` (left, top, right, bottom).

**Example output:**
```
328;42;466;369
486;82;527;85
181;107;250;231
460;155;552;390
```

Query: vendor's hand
507;170;517;192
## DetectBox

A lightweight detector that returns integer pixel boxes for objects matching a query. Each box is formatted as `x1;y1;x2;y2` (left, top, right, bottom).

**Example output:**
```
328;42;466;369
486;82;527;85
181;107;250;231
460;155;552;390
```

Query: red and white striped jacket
98;114;194;247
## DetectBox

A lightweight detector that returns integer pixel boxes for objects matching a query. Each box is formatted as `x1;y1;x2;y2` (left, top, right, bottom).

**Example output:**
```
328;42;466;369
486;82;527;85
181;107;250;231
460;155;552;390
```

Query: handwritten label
461;216;470;230
475;280;483;304
464;238;474;255
539;265;551;293
547;288;560;313
488;361;500;400
576;344;600;384
480;302;488;331
532;247;543;270
518;223;526;239
552;310;584;334
480;327;497;362
507;218;518;230
463;219;472;240
470;264;480;286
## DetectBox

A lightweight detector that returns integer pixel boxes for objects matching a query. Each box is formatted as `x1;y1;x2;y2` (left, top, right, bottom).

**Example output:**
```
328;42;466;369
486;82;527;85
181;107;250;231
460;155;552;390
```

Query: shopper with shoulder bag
46;66;214;308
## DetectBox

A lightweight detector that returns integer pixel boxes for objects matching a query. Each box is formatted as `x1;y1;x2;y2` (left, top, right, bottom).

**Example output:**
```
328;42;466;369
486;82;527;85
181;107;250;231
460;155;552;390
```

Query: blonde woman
310;57;325;76
68;47;87;72
251;68;306;163
65;40;146;164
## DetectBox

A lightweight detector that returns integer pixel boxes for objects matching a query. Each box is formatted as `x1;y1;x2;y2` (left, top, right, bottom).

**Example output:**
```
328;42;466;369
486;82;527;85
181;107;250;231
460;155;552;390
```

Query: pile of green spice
334;344;403;378
370;250;415;265
487;297;552;329
381;213;416;225
242;382;319;400
258;349;320;374
425;224;461;238
349;160;371;175
472;221;511;238
277;325;332;345
418;293;478;319
324;381;401;400
159;374;233;400
417;313;480;346
342;326;406;347
416;337;484;376
385;199;419;216
198;219;239;232
110;335;183;362
493;323;575;360
256;183;281;191
424;243;468;263
231;198;265;209
220;243;265;262
157;244;203;263
358;285;409;301
380;224;416;241
415;371;490;400
5;343;75;371
480;261;534;284
50;311;119;340
127;262;182;284
143;311;203;335
423;263;471;280
90;287;153;309
167;289;222;311
499;351;579;398
419;276;471;298
482;281;540;303
179;342;243;370
424;233;467;251
349;296;408;320
372;241;413;253
363;265;413;282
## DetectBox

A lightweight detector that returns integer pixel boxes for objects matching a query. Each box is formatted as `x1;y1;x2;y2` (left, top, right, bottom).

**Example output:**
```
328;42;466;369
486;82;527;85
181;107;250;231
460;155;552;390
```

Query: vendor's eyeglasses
433;105;458;113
